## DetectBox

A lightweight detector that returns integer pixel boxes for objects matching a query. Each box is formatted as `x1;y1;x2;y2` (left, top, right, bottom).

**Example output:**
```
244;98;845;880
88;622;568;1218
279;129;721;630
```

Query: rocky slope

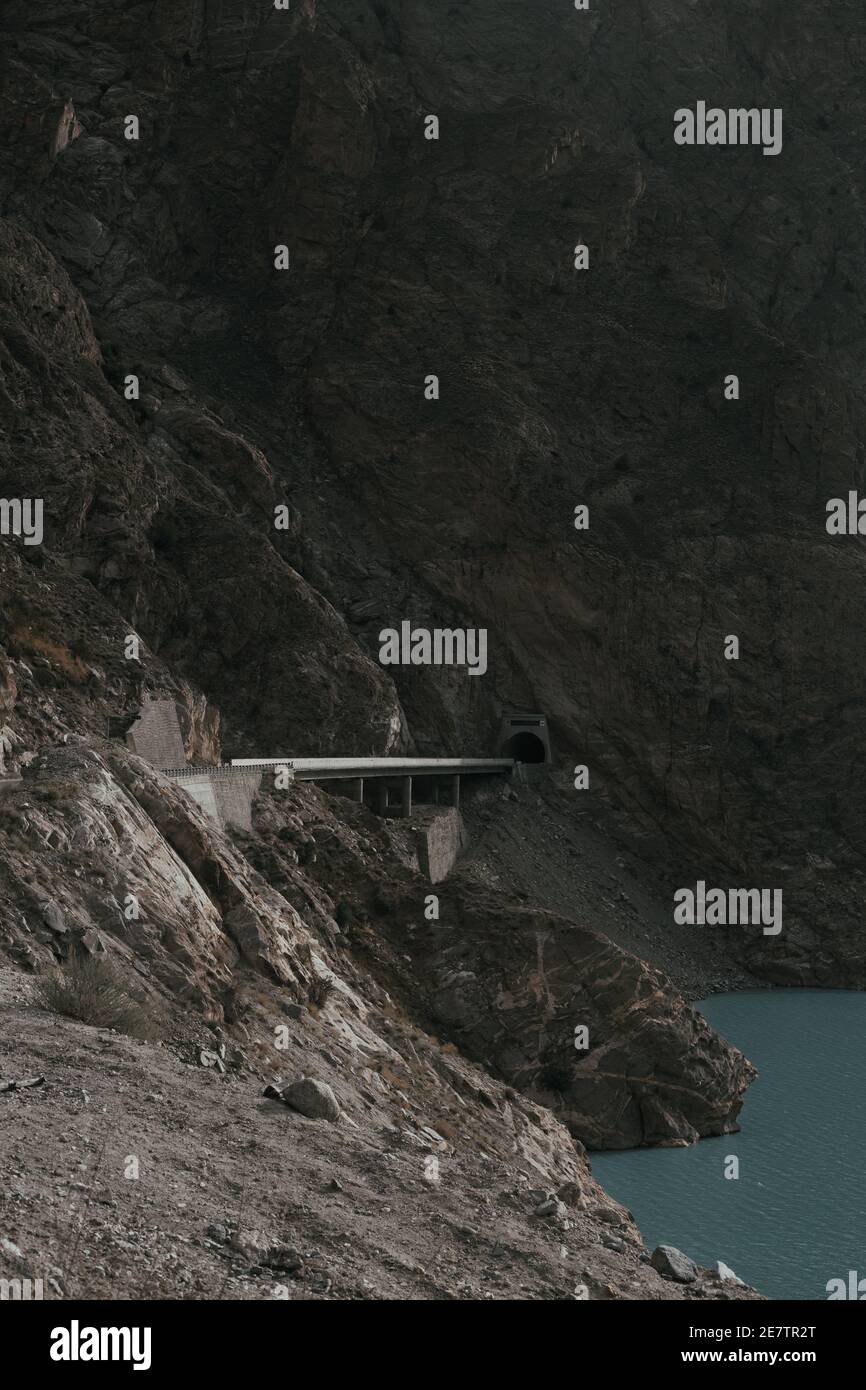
0;744;753;1150
0;0;862;1299
0;751;757;1298
0;970;758;1302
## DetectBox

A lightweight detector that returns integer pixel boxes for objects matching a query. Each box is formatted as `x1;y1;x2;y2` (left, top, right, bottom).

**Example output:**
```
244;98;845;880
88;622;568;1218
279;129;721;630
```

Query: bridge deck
229;756;513;781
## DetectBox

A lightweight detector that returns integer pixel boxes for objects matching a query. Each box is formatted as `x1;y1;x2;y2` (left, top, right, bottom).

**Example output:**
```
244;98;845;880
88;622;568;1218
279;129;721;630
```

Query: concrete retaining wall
178;774;221;823
414;807;467;883
127;699;187;768
212;771;262;832
175;770;262;831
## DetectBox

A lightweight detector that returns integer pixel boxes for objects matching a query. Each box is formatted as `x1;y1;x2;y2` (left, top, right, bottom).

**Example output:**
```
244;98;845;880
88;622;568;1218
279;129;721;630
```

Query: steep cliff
3;1;865;988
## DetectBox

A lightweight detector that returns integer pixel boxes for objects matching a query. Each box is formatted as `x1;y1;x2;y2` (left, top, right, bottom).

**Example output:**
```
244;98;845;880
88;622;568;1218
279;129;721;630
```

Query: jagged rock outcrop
397;885;755;1150
242;780;755;1149
0;744;593;1188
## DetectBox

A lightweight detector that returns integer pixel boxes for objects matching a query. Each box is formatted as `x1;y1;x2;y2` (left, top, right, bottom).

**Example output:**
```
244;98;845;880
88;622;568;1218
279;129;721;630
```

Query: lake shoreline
591;990;866;1301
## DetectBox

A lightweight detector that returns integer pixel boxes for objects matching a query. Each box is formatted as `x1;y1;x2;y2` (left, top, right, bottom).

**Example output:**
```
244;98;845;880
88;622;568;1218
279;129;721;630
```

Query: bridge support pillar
401;776;413;817
349;777;364;803
450;774;460;809
376;781;389;815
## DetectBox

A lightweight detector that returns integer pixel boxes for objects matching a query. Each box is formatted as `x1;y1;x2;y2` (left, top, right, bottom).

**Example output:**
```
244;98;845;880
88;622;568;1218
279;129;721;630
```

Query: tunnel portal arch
497;713;552;764
502;730;546;763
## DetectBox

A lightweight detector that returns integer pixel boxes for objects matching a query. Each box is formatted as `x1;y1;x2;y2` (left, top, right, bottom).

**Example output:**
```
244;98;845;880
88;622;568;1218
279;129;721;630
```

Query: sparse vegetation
9;626;90;683
307;974;335;1009
334;900;354;929
36;953;160;1040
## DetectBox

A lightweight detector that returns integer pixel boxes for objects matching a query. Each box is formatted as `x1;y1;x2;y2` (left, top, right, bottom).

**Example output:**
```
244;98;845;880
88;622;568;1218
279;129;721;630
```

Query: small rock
266;1245;303;1272
419;1125;446;1148
199;1050;220;1069
712;1260;745;1285
229;1229;271;1261
0;1075;45;1094
602;1236;628;1253
206;1224;228;1244
594;1207;626;1225
38;900;68;934
650;1244;698;1284
535;1197;568;1221
557;1180;583;1205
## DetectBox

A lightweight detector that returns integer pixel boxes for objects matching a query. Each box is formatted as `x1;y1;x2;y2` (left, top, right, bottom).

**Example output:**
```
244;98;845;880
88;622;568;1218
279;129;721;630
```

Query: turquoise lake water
589;990;866;1300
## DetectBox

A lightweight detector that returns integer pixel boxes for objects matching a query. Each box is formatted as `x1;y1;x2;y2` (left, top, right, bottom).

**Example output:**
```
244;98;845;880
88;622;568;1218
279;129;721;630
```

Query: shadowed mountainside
2;1;865;985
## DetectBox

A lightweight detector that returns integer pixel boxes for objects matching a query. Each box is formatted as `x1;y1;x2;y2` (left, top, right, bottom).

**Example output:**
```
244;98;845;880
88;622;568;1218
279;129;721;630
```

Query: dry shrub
36;954;160;1039
9;626;89;683
307;974;335;1009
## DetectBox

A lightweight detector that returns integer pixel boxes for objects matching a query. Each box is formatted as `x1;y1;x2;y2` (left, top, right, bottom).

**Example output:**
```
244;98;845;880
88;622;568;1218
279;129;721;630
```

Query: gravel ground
0;969;759;1302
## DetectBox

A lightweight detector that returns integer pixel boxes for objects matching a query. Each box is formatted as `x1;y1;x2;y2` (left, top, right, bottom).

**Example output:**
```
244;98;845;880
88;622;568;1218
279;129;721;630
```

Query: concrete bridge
156;756;513;882
157;755;512;824
228;756;513;816
119;699;543;880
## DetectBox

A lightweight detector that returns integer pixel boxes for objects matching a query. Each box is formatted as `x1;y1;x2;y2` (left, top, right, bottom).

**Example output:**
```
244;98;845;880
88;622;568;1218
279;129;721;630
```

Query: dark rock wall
2;2;865;982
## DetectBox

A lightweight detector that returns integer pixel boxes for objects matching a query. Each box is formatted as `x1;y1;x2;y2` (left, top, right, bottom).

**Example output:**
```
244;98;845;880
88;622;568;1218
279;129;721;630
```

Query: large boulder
651;1246;699;1284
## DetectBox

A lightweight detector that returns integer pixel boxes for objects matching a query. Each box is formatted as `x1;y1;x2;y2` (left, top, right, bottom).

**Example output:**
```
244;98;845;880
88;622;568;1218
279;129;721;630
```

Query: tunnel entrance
497;713;552;764
502;731;546;763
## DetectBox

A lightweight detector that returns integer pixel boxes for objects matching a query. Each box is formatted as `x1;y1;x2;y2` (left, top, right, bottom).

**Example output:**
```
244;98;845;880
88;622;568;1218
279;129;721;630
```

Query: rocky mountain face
2;0;865;986
0;0;861;1298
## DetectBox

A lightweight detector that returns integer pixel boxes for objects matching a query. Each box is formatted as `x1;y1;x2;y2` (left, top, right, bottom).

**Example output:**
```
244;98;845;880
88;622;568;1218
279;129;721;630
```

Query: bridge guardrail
160;763;293;779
